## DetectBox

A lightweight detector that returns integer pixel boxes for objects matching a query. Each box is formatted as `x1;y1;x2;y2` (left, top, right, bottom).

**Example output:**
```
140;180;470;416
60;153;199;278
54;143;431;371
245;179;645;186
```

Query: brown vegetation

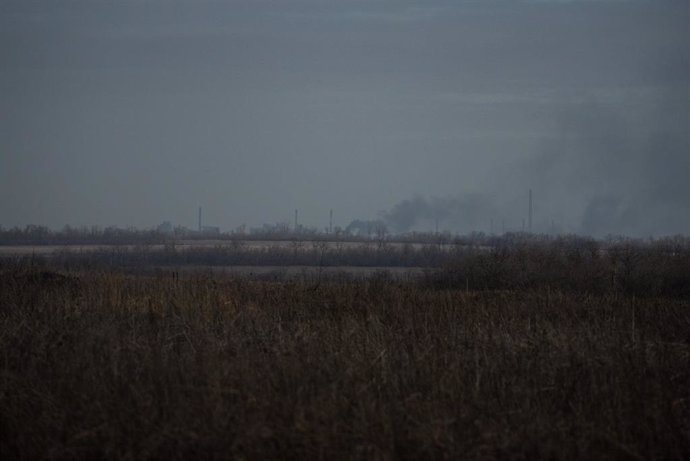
1;247;689;459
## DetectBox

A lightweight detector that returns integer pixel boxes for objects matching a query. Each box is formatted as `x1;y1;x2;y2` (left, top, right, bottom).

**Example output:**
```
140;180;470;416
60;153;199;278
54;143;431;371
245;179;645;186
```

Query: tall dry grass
1;265;688;459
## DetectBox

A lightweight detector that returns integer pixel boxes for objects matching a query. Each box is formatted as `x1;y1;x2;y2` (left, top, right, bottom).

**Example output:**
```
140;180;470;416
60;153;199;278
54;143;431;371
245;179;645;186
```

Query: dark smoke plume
383;194;497;234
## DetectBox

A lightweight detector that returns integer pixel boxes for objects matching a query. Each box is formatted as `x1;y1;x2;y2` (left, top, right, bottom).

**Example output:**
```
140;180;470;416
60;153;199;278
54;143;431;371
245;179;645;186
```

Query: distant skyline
1;0;688;236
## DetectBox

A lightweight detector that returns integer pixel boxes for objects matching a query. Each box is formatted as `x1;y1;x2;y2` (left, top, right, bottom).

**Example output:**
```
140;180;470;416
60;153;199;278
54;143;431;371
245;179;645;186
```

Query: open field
151;265;428;279
0;240;470;274
1;241;689;459
0;239;463;257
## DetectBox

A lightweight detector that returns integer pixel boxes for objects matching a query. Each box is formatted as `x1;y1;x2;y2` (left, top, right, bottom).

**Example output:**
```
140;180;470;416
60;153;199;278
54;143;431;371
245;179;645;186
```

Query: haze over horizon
2;0;688;237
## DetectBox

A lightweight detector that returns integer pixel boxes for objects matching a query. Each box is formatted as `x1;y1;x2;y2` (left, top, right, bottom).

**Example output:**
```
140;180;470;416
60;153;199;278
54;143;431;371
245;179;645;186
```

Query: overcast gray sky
1;0;688;236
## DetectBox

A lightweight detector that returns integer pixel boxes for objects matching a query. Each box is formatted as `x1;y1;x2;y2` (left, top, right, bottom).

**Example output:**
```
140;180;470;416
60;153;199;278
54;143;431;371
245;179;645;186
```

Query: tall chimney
329;209;333;234
294;209;298;232
198;206;202;232
528;189;533;233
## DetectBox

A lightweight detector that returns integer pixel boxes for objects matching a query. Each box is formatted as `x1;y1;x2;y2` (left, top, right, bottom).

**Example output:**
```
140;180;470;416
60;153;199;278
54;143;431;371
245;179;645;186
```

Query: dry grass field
1;240;689;459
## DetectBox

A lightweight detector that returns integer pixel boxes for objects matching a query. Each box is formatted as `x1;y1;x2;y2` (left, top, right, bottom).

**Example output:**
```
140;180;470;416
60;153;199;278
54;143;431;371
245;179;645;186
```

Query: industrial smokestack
528;189;533;233
294;209;298;232
329;209;333;234
198;206;202;232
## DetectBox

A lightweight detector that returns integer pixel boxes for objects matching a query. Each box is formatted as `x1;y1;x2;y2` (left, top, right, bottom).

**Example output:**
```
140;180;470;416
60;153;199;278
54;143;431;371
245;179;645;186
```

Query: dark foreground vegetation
1;243;689;460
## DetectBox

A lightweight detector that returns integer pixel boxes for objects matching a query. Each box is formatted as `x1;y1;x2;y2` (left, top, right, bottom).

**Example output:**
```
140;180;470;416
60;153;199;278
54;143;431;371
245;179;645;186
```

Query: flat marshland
1;240;689;459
